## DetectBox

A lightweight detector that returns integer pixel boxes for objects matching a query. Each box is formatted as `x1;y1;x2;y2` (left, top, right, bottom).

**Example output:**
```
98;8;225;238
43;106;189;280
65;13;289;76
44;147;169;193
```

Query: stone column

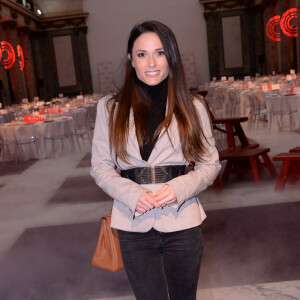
264;3;279;74
75;26;93;94
30;31;46;101
17;26;37;102
1;21;27;104
0;25;12;107
296;0;300;73
279;0;294;74
254;5;266;75
204;12;219;79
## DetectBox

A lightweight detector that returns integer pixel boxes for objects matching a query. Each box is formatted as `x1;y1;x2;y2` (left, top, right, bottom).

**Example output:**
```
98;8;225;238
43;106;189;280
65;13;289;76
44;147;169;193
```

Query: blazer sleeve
167;99;221;210
90;97;150;216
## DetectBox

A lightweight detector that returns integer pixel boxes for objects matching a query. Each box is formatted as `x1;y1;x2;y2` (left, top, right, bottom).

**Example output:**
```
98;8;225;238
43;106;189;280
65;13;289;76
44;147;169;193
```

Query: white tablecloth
265;94;300;131
0;117;75;161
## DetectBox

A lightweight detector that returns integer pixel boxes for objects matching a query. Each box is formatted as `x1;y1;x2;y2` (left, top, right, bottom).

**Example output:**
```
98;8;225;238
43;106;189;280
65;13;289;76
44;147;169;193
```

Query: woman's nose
148;55;156;67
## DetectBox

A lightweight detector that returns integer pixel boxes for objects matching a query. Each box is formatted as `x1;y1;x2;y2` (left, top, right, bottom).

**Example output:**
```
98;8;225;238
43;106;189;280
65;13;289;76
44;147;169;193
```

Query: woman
91;20;220;300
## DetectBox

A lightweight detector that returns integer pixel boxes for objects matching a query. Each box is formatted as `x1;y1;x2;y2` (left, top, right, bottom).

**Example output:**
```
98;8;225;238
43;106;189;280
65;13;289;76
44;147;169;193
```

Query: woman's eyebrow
135;48;164;52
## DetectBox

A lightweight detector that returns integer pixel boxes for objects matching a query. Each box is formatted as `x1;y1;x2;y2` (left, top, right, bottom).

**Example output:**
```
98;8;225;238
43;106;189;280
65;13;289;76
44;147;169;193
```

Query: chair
80;104;96;130
247;91;269;129
268;97;298;132
0;130;19;163
14;125;40;161
44;119;75;158
213;87;228;118
72;109;93;151
227;88;240;117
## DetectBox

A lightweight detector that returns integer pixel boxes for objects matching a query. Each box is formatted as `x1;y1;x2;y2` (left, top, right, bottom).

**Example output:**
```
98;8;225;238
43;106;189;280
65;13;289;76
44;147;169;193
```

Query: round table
0;117;75;161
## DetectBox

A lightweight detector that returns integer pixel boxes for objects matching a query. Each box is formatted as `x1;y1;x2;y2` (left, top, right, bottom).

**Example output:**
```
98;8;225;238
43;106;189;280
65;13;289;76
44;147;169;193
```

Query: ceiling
32;0;83;17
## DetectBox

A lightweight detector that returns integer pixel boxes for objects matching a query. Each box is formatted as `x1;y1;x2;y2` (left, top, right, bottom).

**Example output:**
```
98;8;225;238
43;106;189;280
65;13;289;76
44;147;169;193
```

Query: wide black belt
121;165;186;184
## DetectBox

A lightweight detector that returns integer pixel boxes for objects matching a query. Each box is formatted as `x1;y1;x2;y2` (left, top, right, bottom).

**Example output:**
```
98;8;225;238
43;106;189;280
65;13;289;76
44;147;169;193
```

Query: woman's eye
137;53;145;57
157;51;165;56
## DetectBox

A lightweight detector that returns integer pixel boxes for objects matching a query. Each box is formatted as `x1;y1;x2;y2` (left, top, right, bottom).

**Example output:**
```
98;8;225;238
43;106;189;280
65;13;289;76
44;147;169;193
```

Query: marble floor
0;121;300;300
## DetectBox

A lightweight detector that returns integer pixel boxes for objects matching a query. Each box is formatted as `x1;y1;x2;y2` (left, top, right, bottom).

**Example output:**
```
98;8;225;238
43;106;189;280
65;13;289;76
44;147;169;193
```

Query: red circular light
17;45;24;70
0;41;15;69
266;15;281;41
280;8;298;37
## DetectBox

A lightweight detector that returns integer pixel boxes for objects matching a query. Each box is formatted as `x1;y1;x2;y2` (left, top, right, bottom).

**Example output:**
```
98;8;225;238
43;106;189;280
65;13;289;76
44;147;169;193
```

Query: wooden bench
290;147;300;152
219;147;277;185
289;147;300;182
273;151;300;191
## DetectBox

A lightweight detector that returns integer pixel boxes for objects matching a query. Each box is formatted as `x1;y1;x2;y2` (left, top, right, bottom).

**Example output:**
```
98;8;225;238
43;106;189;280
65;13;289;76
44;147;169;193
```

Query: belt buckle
138;166;168;184
138;167;151;184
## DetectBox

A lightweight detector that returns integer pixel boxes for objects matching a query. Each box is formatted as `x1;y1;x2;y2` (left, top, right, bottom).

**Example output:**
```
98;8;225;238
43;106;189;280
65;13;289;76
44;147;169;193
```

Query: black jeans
118;226;203;300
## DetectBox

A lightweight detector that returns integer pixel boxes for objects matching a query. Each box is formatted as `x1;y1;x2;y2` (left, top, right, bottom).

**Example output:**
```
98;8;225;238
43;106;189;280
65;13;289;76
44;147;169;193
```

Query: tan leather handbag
92;213;124;272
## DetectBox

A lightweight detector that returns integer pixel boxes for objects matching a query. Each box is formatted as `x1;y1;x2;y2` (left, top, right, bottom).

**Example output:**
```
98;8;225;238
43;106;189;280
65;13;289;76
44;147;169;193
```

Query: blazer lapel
127;108;148;163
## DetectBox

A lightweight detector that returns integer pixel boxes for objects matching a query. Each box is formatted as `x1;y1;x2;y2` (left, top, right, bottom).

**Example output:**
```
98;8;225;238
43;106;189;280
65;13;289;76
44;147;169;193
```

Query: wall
83;0;209;92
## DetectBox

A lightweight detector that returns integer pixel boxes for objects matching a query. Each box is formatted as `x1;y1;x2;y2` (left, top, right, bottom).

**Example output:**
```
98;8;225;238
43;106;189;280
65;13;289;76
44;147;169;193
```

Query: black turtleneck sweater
137;77;168;161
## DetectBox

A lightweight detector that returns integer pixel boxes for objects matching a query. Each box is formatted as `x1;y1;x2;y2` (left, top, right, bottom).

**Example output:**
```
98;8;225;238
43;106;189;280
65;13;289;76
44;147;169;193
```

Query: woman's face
130;32;169;86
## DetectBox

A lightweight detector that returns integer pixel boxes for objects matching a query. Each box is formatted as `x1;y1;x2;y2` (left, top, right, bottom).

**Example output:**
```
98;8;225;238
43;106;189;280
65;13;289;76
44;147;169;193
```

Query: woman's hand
136;192;162;213
153;185;177;207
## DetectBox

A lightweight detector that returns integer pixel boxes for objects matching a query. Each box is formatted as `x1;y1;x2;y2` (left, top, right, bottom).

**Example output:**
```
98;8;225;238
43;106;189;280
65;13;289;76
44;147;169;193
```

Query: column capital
74;26;88;35
24;16;31;26
17;26;31;36
10;8;18;20
1;20;17;31
37;14;88;31
199;0;257;13
204;11;218;20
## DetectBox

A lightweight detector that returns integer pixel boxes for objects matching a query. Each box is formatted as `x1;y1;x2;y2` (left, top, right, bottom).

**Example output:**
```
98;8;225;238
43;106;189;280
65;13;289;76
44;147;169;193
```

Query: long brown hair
108;20;210;163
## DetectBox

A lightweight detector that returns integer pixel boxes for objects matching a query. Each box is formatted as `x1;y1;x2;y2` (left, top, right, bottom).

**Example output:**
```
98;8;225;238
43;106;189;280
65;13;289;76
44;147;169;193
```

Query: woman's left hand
153;185;177;207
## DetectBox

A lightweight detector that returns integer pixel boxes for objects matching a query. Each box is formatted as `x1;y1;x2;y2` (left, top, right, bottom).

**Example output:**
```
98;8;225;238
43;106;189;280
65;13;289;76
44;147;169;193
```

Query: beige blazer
91;94;221;232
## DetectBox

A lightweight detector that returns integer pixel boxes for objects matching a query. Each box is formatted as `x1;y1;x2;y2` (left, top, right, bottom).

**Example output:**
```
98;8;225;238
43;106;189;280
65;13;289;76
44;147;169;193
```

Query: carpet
199;201;300;288
48;175;112;204
76;153;91;168
0;159;37;176
0;202;299;299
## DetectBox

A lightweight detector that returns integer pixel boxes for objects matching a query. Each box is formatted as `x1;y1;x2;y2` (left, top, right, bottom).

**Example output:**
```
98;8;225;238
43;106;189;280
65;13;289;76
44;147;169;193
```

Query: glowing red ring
0;41;15;69
17;45;24;71
266;15;281;41
280;8;298;37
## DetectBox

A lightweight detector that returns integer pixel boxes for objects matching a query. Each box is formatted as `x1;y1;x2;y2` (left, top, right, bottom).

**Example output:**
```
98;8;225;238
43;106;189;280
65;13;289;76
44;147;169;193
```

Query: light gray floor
0;120;300;300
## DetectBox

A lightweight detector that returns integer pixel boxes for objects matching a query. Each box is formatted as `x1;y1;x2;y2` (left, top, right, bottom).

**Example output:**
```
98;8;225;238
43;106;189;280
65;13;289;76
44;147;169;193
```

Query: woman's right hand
136;192;162;213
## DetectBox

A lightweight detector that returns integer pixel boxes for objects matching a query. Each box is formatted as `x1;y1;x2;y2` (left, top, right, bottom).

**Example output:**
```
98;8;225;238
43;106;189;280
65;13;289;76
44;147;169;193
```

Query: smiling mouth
145;71;160;76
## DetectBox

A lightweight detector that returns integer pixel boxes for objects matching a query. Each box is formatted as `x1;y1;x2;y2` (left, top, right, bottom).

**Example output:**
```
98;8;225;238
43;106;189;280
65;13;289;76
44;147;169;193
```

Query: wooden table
212;117;254;150
211;116;276;185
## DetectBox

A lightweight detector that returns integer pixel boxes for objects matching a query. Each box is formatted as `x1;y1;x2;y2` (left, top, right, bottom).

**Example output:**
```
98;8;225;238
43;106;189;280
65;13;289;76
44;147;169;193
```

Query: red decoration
1;41;15;69
0;41;25;70
266;15;281;41
17;45;24;70
267;8;298;41
280;8;298;37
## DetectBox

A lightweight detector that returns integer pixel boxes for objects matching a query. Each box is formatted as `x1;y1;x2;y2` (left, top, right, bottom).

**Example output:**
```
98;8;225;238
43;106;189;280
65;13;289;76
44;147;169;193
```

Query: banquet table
0;111;14;124
265;94;300;131
0;117;75;161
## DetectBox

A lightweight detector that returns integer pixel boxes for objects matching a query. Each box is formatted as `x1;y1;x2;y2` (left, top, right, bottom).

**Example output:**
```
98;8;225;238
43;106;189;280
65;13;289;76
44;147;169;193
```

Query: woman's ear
128;54;135;68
